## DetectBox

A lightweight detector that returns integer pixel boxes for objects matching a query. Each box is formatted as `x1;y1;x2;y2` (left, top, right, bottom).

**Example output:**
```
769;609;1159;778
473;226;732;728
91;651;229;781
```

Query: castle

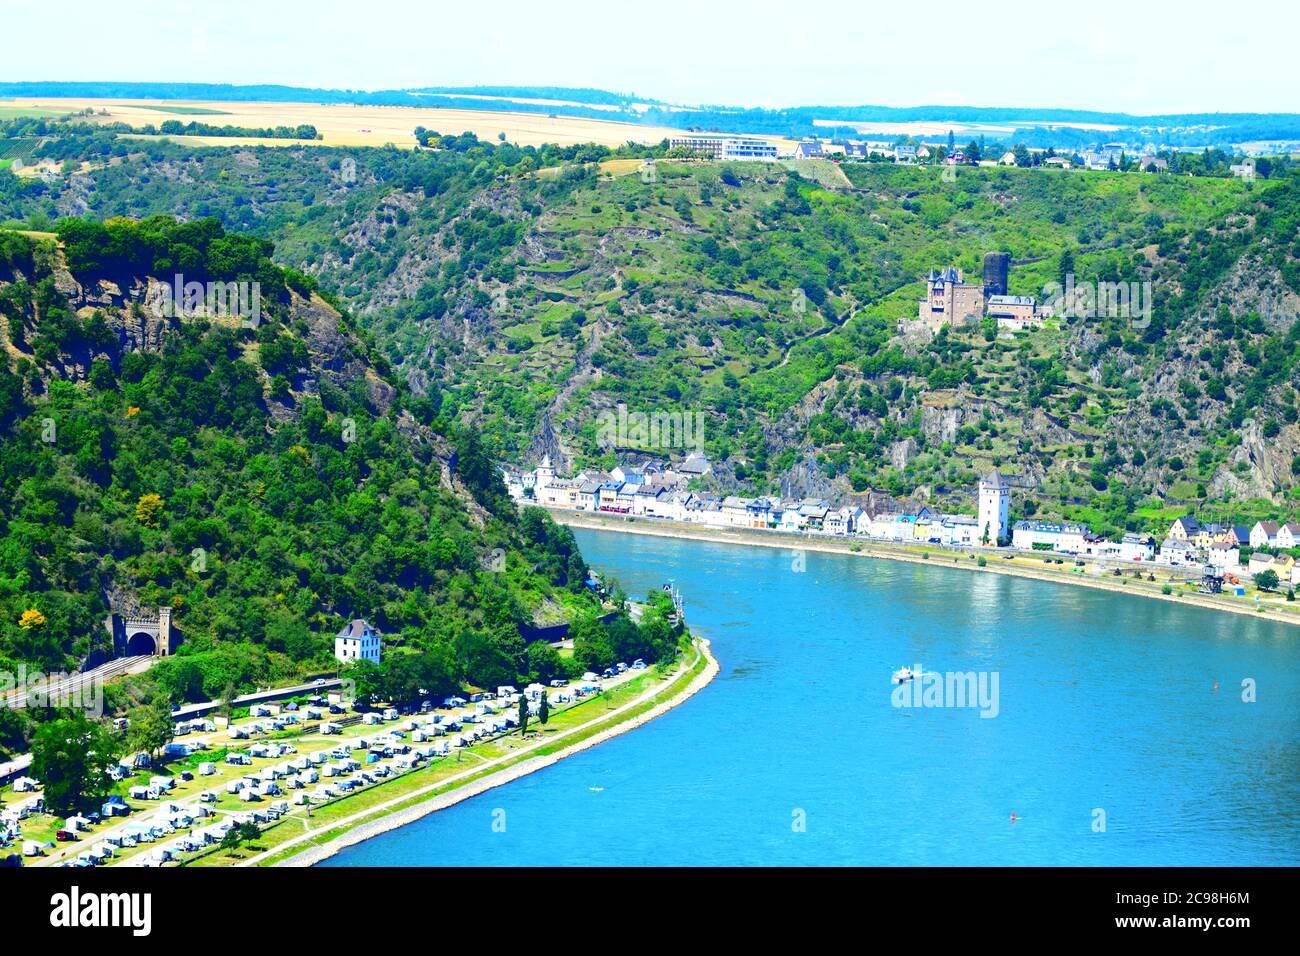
912;253;1047;334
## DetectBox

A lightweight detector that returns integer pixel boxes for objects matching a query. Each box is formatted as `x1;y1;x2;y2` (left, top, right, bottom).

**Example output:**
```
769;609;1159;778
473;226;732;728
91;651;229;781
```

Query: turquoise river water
323;528;1299;865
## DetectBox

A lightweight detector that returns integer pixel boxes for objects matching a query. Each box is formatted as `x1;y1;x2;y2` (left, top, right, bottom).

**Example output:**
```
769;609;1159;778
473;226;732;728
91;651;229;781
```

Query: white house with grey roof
335;619;381;665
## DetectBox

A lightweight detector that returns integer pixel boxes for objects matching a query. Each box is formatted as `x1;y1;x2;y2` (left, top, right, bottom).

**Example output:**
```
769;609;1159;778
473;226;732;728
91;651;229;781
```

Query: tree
135;493;165;528
223;820;260;854
1059;248;1075;287
526;641;564;684
217;680;237;726
518;694;529;737
538;690;550;726
18;608;46;629
30;714;120;814
128;698;174;763
571;615;615;672
1255;569;1280;592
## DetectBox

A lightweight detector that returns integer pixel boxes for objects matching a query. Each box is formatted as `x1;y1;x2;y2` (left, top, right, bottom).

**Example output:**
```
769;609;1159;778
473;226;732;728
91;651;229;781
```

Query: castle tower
977;471;1009;546
983;252;1009;296
157;606;173;656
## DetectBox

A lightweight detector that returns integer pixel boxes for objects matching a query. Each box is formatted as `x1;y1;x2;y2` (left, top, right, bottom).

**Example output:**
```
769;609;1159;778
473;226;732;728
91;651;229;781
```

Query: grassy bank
185;637;715;867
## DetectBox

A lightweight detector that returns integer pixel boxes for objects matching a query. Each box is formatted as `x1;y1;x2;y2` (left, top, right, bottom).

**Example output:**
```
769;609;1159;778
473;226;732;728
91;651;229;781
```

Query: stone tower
977;471;1009;546
157;606;173;656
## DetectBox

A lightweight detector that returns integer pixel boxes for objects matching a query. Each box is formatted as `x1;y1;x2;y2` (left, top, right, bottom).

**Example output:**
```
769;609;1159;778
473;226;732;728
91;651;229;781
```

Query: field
0;97;702;149
0;104;70;120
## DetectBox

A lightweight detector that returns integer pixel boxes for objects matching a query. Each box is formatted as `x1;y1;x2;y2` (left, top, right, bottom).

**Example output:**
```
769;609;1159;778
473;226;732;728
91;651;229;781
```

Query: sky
4;0;1293;115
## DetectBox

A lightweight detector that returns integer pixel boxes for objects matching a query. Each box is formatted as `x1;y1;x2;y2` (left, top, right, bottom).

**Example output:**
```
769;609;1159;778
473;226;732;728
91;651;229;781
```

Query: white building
1158;539;1200;566
1117;533;1156;561
977;471;1010;546
502;470;526;500
668;135;778;161
534;455;556;489
1012;520;1089;554
335;619;381;665
1249;521;1279;548
1207;543;1241;573
824;507;859;536
941;516;980;547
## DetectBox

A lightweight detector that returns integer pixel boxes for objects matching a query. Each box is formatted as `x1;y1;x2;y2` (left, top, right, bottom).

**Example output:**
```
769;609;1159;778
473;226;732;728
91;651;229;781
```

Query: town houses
510;464;1014;547
506;454;1300;589
1155;515;1300;585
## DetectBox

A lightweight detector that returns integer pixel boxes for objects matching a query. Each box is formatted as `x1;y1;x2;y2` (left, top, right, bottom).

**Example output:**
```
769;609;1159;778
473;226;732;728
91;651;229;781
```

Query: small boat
588;787;604;793
892;667;915;685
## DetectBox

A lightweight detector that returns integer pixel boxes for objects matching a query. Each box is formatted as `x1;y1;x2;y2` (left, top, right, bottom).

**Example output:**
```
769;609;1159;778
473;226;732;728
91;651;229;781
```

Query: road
171;677;345;720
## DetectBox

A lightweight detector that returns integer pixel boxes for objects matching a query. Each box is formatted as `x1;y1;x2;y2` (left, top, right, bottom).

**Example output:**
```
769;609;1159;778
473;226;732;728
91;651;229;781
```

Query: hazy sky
5;0;1291;115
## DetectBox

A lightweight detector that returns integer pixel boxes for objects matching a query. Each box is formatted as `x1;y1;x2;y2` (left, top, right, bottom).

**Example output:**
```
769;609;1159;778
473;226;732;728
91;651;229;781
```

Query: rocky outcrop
891;436;919;469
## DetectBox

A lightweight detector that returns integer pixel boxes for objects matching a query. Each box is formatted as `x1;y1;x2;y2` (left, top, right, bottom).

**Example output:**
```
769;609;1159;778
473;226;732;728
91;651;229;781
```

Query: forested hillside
4;123;1300;542
0;216;686;757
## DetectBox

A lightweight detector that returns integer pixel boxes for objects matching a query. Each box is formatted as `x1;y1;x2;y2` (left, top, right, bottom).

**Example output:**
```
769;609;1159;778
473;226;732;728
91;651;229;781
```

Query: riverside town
0;0;1292;939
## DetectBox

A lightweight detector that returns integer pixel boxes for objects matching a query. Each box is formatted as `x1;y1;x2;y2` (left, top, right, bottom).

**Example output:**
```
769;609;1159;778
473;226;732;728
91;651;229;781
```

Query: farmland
0;104;71;121
0;97;696;148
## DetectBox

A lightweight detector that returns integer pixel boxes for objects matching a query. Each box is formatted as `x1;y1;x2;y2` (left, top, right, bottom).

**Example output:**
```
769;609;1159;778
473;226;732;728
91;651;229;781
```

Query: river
322;528;1299;865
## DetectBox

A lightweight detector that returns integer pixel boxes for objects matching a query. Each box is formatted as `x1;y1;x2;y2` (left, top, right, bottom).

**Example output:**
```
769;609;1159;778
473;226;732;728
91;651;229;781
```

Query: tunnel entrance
125;632;157;656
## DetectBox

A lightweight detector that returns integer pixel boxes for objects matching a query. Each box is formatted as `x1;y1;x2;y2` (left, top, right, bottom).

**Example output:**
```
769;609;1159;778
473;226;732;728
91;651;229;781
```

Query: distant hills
3;81;1300;150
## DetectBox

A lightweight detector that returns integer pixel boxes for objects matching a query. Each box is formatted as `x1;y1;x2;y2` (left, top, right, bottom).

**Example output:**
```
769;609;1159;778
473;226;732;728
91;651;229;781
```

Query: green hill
0;216;678;758
3;126;1300;541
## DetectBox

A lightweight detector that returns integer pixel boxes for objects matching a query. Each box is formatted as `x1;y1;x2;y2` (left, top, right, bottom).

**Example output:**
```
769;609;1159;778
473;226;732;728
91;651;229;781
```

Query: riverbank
552;509;1300;628
252;637;718;867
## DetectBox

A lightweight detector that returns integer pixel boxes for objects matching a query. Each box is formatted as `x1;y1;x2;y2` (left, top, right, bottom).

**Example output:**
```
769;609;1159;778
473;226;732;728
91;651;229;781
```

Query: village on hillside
665;133;1264;176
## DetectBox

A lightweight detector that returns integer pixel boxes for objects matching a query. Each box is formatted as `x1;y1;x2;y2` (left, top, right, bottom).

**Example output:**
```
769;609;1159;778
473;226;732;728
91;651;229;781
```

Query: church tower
535;455;555;489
